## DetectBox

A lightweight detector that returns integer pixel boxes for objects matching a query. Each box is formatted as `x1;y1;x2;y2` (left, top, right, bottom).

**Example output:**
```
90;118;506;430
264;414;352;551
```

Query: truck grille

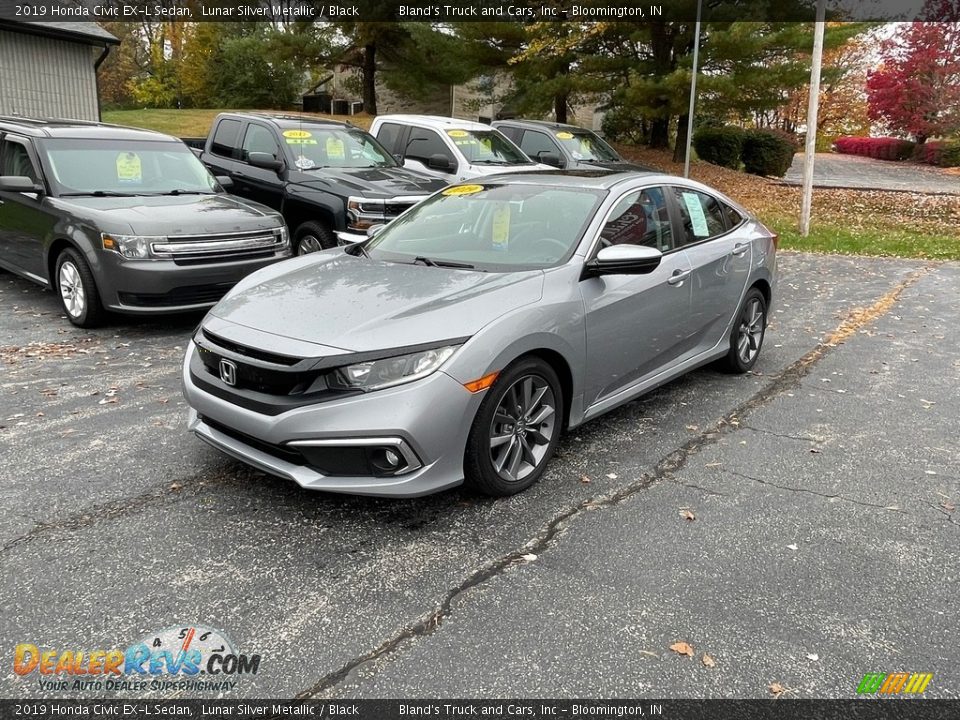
152;228;287;265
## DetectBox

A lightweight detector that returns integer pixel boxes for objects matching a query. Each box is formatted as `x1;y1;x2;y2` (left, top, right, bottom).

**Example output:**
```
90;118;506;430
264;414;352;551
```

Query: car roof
458;169;664;189
494;118;598;133
219;112;356;130
0;115;177;141
375;114;498;132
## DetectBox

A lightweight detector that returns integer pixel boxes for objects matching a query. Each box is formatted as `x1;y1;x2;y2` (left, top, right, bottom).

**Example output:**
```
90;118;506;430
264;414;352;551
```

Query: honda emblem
219;359;237;386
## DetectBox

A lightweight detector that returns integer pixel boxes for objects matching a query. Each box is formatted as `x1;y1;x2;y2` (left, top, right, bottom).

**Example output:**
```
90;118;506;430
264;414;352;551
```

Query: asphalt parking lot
1;252;958;699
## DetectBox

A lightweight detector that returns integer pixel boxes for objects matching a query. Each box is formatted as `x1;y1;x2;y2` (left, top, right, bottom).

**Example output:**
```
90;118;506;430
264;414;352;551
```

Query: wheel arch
512;348;575;430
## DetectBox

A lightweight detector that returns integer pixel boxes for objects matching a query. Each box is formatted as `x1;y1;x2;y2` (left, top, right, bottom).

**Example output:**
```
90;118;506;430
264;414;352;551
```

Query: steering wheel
529;237;568;256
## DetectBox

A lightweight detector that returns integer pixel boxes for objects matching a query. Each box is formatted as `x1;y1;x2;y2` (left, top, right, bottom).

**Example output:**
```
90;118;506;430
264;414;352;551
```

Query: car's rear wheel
464;357;563;496
294;222;336;255
719;287;766;373
55;248;104;328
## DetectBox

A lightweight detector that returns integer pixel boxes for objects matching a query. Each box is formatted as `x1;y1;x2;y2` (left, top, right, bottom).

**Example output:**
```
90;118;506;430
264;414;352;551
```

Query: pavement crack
726;469;908;513
740;424;822;444
298;266;933;698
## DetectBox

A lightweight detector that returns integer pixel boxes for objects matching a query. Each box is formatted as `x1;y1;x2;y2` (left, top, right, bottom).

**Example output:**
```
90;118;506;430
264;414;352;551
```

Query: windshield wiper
471;159;510;165
162;189;214;196
60;190;141;197
412;256;475;269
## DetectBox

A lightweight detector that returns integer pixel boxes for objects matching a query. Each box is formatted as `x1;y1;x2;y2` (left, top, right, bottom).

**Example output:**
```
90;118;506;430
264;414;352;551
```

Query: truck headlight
346;196;386;231
101;233;163;259
327;345;460;392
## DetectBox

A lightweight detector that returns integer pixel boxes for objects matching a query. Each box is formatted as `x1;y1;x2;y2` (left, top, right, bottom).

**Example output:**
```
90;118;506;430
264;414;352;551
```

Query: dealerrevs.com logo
13;625;260;693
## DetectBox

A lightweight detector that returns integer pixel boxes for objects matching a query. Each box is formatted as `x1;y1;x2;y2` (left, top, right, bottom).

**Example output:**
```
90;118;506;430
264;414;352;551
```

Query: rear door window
672;188;727;245
211;119;242;159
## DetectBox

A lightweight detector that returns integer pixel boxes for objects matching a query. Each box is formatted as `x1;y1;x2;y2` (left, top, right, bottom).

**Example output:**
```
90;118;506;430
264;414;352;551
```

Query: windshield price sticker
326;137;346;159
282;130;312;139
447;130;470;138
116;152;142;184
555;131;575;139
443;184;484;196
286;138;318;145
491;203;511;250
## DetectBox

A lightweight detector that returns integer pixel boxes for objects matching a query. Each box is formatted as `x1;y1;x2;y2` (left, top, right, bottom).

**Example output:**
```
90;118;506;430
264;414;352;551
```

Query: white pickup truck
370;115;553;183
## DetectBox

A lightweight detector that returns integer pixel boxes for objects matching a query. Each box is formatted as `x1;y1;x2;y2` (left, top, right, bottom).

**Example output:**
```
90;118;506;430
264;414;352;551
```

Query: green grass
101;108;373;138
769;217;960;261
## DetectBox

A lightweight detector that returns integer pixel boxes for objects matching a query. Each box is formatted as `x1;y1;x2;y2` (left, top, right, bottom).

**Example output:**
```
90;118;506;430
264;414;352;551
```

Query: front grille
201;416;305;465
196;346;317;395
119;283;233;308
384;201;417;218
201;329;300;366
153;228;287;265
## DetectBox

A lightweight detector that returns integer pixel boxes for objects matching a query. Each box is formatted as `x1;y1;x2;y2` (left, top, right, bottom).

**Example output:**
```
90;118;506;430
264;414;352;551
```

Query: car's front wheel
55;248;104;328
464;357;563;496
719;287;767;373
294;221;336;255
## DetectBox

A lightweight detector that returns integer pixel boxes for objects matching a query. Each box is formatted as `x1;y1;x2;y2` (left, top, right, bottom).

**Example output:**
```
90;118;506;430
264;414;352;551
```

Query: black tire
464;357;564;496
55;248;104;328
294;221;336;255
718;287;767;373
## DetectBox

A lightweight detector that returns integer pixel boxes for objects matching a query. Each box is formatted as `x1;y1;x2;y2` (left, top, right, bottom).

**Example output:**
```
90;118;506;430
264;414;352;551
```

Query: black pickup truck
188;113;447;254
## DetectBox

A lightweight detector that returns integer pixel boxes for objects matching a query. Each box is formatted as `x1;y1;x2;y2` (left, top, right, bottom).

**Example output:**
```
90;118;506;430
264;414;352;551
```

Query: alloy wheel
58;261;86;319
297;235;323;255
488;374;557;483
736;297;764;365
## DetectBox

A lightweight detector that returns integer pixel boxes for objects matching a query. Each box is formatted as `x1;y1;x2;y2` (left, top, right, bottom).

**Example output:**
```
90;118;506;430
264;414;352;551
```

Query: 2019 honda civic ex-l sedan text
182;171;777;497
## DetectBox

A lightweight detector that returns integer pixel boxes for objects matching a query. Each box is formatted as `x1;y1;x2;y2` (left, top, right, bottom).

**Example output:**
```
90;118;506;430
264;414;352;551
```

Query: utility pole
683;0;703;179
800;0;826;236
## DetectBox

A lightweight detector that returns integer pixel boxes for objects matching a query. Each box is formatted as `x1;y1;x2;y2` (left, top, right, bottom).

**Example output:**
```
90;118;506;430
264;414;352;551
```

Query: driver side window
599;187;673;252
1;139;40;183
240;124;280;163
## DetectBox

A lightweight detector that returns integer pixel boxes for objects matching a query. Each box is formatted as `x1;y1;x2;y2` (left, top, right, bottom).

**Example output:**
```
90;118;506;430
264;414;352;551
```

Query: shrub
600;107;646;145
692;126;744;169
834;136;915;161
913;140;960;167
740;129;797;177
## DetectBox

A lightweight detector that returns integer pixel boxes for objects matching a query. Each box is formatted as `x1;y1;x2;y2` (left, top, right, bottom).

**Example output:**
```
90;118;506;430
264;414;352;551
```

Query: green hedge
692;126;744;169
741;129;797;177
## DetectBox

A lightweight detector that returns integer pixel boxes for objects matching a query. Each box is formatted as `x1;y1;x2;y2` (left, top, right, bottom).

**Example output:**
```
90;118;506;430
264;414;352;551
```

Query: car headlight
278;225;290;248
346;196;386;231
328;345;460;392
101;233;163;259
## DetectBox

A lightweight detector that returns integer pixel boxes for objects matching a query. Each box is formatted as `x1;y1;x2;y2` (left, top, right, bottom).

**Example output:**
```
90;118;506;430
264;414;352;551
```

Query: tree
866;16;960;143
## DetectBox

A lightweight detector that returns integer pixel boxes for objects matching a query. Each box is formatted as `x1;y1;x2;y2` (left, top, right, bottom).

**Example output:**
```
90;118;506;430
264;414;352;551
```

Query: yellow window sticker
282;130;312;139
491;203;510;250
555;131;574;140
116;152;142;184
442;184;484;196
326;136;346;159
285;138;318;145
447;130;469;138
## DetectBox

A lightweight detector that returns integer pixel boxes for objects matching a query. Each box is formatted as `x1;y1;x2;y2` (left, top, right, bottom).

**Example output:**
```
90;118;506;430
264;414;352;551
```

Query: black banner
0;0;956;24
1;700;959;720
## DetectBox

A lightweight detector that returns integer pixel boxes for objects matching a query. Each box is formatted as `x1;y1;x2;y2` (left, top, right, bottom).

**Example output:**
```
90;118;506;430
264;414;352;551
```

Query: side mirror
0;176;43;194
247;152;284;172
427;154;454;172
582;244;663;278
538;152;564;168
366;224;385;238
216;175;234;190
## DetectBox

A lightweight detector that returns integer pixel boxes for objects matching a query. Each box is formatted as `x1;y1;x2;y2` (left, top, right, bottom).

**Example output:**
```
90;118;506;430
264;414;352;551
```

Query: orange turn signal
463;371;499;393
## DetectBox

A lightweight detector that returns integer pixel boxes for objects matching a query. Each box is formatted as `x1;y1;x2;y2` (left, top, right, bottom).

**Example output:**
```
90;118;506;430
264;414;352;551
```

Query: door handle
732;243;749;256
667;269;691;285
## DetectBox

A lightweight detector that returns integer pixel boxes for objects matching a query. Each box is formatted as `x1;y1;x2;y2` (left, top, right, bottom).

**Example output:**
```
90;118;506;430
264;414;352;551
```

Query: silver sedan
182;171;777;497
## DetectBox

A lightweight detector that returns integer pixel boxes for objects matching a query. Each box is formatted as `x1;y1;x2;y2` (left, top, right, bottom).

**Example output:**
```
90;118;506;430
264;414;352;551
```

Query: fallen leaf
701;653;716;668
942;499;956;513
809;448;821;454
98;397;118;405
670;641;695;657
169;482;183;491
806;653;819;662
606;473;618;479
680;509;696;522
787;543;799;551
685;424;699;432
579;474;591;484
769;682;786;696
520;553;538;562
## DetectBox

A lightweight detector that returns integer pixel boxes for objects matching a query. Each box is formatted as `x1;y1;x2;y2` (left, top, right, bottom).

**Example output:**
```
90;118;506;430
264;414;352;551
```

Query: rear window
211;119;242;158
376;122;404;154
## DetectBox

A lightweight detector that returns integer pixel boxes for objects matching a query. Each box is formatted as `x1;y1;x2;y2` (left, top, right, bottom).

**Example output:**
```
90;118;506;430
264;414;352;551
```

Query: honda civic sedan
182;171;777;497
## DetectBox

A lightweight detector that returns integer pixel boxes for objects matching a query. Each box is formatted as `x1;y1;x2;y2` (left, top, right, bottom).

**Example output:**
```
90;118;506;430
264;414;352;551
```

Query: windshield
446;129;531;165
363;182;604;271
40;139;218;196
554;130;621;163
281;127;396;170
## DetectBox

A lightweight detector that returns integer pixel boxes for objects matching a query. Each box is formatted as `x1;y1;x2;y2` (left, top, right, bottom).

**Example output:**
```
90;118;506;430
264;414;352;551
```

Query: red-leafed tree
866;3;960;143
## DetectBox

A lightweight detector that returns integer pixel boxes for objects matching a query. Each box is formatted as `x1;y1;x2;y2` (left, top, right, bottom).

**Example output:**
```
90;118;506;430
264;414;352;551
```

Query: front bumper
94;249;291;314
182;342;482;497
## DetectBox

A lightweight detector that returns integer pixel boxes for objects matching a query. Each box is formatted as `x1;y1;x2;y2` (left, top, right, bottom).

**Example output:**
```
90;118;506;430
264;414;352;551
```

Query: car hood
576;159;650;172
290;166;445;198
464;163;553;176
55;193;282;235
209;252;544;353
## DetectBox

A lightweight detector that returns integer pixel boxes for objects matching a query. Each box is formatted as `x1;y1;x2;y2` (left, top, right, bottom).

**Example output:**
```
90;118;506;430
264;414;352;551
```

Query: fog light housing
287;438;422;478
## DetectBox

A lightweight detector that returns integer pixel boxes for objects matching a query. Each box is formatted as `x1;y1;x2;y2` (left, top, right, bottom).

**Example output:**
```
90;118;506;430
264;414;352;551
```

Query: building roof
0;15;119;45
